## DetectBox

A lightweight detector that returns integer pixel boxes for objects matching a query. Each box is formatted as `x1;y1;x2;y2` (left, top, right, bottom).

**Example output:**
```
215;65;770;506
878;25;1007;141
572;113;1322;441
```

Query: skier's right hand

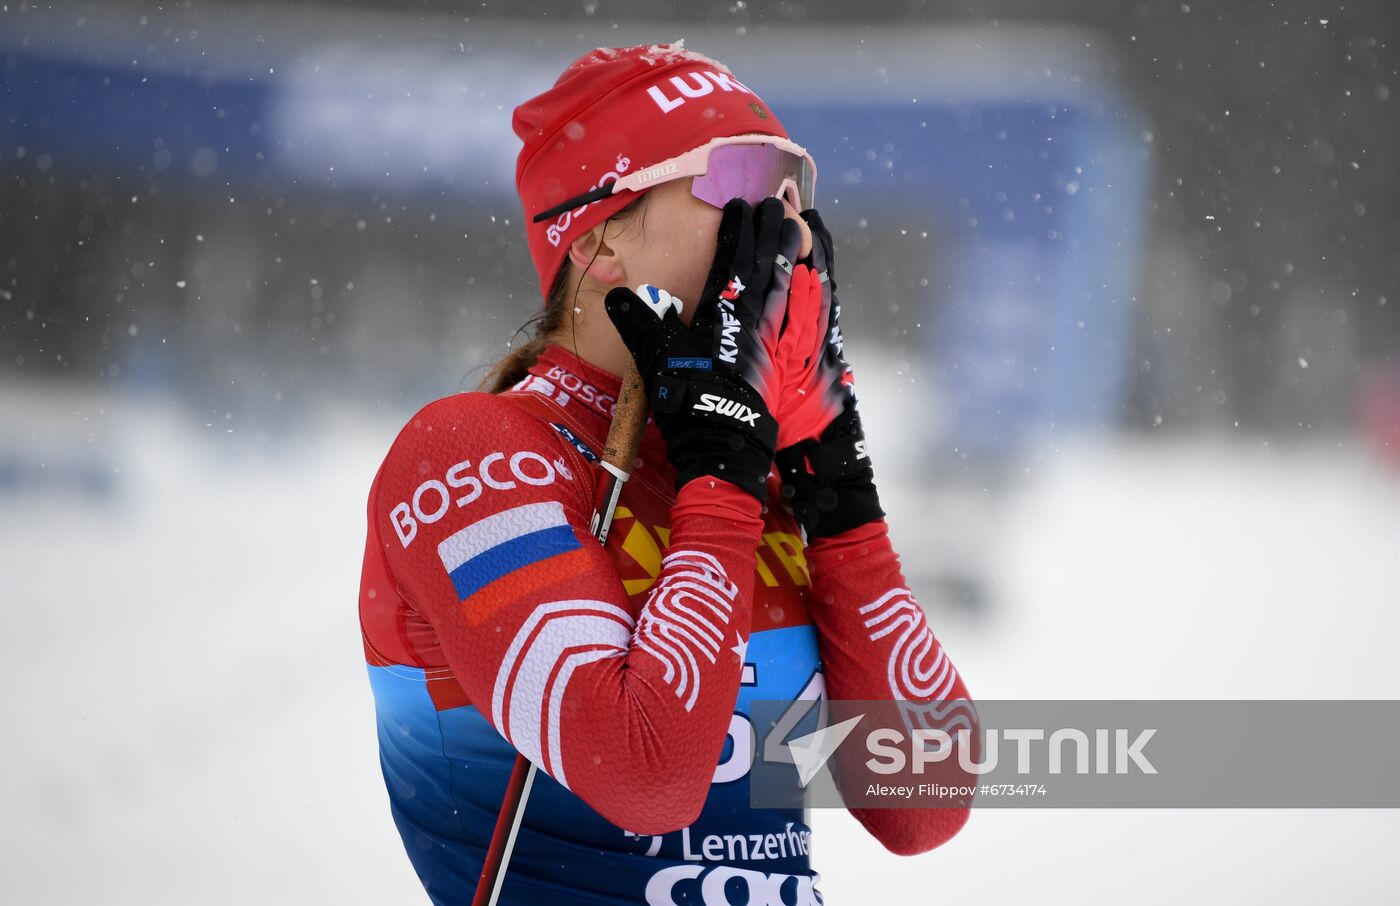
604;196;803;503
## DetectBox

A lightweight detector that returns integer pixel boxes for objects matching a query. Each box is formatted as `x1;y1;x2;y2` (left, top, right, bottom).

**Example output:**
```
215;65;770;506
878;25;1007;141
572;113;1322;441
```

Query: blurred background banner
2;2;1398;904
2;7;1154;450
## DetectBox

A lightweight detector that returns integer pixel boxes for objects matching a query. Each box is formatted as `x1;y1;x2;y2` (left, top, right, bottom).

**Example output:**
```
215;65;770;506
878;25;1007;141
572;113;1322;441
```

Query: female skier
359;43;974;905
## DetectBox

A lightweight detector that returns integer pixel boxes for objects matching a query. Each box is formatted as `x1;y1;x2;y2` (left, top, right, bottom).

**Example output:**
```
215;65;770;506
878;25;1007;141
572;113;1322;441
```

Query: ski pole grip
601;360;647;474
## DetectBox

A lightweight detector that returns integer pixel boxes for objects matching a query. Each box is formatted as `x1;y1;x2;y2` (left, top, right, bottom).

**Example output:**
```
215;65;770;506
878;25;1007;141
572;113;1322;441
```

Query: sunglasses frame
531;134;818;224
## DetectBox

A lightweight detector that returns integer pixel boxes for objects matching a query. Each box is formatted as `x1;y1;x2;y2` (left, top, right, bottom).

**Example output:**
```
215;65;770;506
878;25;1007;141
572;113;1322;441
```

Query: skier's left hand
773;209;885;540
772;208;854;449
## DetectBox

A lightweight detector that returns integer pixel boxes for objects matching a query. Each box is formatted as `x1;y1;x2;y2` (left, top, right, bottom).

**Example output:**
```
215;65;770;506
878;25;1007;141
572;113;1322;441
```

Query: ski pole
472;360;649;906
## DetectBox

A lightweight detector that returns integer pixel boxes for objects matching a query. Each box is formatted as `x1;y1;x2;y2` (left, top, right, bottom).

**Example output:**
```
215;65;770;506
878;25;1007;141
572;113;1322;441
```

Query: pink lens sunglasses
531;135;817;224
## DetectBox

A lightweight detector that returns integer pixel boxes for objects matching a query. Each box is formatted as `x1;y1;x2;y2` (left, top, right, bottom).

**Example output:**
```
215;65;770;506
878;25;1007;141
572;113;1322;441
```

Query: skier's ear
567;223;627;288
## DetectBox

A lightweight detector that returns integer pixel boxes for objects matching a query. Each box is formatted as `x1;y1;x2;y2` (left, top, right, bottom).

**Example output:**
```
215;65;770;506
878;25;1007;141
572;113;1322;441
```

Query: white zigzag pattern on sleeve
635;549;738;712
492;600;633;789
859;588;977;738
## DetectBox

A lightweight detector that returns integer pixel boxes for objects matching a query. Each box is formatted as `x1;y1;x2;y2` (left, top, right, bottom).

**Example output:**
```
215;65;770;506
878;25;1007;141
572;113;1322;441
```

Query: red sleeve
371;392;764;835
804;518;977;855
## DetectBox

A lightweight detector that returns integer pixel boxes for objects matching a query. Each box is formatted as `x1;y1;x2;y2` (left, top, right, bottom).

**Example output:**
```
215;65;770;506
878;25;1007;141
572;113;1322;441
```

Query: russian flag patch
437;501;583;607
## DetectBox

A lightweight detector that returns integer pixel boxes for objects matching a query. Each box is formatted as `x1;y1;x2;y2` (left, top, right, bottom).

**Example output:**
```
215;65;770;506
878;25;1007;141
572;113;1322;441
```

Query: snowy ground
2;367;1398;904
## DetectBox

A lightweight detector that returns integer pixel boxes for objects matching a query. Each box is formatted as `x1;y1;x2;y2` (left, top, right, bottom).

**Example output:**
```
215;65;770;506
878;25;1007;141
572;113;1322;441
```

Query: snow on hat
513;41;789;304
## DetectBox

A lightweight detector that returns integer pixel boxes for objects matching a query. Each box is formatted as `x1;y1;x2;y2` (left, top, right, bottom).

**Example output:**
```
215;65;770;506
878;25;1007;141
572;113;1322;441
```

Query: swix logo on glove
719;275;745;302
694;392;761;427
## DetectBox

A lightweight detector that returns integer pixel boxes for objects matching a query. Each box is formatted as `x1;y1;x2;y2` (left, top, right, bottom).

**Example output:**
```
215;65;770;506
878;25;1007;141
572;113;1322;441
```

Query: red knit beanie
513;41;789;304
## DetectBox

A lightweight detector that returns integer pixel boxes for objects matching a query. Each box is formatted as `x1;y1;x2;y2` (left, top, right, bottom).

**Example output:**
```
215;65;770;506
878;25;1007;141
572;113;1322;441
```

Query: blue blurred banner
2;17;1149;459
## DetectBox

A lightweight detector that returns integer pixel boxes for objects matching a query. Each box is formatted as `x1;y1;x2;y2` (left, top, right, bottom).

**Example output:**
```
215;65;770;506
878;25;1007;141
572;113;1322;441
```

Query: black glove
775;405;884;538
603;196;801;502
775;209;886;538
